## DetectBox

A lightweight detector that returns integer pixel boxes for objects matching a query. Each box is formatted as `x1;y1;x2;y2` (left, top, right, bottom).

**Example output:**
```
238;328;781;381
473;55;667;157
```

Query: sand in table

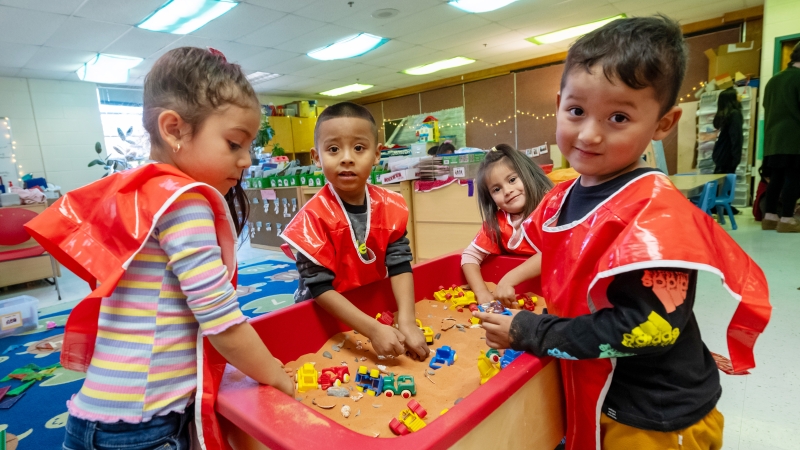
284;295;545;438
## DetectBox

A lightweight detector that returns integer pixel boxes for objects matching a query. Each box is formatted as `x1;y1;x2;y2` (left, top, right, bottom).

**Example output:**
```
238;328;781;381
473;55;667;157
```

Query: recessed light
320;83;374;97
402;57;475;75
308;33;388;61
448;0;516;13
76;54;143;84
372;8;399;19
138;0;237;35
527;14;627;45
246;72;282;84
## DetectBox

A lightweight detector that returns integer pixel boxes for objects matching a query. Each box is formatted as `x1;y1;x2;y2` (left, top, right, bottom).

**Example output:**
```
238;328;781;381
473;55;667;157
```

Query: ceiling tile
289;60;353;78
425;24;520;51
0;42;39;67
331;0;444;35
101;28;182;59
0;6;66;45
264;55;325;75
292;0;384;23
310;63;384;82
238;48;303;73
152;36;271;65
24;46;97;72
0;0;83;15
499;0;616;31
16;67;70;81
360;3;468;39
399;14;492;46
274;23;362;54
243;0;318;14
0;66;20;77
352;39;415;64
380;50;454;71
73;0;165;26
237;14;326;48
366;45;441;69
43;17;131;52
190;3;287;41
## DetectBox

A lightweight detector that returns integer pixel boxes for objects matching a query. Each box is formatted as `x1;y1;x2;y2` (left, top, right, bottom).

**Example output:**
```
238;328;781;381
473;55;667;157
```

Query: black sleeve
386;231;413;277
509;269;697;360
729;112;744;167
295;252;336;298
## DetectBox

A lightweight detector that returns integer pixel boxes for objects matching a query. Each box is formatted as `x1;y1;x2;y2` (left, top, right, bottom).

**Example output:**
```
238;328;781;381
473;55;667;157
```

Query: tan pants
600;408;724;450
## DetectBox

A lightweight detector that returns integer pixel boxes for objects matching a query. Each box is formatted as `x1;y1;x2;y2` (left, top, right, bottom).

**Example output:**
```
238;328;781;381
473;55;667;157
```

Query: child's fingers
473;311;502;325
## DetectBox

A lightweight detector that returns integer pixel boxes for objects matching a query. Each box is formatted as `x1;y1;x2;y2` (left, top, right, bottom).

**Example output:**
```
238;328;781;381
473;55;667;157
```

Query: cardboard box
380;168;420;184
704;41;760;80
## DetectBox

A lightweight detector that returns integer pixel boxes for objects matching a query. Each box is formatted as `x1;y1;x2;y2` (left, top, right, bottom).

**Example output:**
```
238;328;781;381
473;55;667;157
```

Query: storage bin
0;295;39;337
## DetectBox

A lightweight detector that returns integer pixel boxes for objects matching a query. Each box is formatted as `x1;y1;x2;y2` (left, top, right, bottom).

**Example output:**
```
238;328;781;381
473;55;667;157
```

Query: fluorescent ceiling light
320;83;374;97
449;0;516;13
403;57;475;75
308;33;387;61
138;0;237;35
246;72;281;84
527;14;627;45
76;54;143;84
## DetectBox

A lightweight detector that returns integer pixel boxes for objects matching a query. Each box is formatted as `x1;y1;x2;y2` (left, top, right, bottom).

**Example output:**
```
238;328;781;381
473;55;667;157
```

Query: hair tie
208;47;227;63
490;147;498;152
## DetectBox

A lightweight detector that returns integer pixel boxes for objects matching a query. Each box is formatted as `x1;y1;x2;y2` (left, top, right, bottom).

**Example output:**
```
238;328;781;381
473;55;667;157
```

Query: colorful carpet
0;258;298;449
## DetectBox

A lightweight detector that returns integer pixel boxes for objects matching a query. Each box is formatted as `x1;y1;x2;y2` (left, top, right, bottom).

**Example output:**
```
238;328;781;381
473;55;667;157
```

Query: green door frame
773;32;800;75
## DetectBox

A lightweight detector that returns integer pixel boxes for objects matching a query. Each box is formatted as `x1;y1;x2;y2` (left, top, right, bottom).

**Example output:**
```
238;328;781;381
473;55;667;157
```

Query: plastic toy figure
517;294;538;312
416;319;434;345
382;373;416;398
318;366;351;390
500;349;523;369
486;349;501;364
429;346;457;370
434;285;477;307
375;310;394;326
477;350;501;385
389;399;428;435
477;301;512;316
295;362;320;393
354;365;384;396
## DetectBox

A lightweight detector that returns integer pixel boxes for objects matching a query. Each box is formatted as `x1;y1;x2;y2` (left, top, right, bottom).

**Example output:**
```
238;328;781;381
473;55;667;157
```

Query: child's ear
652;106;683;141
311;148;321;167
372;147;381;165
158;110;186;150
556;91;562;111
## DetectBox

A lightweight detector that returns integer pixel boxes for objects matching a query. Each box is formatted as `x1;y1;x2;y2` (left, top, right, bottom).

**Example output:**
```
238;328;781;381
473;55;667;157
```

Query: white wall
758;0;800;117
0;77;105;193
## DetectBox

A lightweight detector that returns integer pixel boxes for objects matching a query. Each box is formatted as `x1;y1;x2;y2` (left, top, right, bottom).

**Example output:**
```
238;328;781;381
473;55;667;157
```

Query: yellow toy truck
389;399;429;435
415;319;434;344
295;362;320;393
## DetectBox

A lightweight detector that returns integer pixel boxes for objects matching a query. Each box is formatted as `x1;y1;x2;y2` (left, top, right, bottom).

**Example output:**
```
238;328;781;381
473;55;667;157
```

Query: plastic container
0;295;39;337
410;143;427;157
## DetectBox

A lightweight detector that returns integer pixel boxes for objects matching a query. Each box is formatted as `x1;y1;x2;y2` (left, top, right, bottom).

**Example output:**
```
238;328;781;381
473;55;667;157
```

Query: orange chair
0;207;61;299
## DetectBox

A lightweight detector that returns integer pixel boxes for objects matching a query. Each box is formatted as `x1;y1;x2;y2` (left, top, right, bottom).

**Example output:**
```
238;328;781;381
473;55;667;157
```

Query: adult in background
712;87;743;214
762;42;800;233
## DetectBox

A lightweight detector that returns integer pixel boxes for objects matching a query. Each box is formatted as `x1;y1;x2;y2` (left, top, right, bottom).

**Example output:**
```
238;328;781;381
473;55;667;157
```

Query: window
97;86;149;163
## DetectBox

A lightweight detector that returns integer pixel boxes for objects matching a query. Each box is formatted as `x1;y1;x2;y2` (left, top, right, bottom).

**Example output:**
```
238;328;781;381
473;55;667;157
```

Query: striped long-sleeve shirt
68;190;246;423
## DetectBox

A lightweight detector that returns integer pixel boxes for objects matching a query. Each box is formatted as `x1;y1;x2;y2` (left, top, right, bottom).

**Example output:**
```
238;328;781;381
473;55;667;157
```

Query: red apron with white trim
472;210;539;256
25;163;238;450
523;171;771;450
281;183;408;293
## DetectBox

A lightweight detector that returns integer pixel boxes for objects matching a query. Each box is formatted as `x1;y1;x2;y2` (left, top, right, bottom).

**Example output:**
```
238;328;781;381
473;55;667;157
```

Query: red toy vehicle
318;366;351;390
517;294;538;312
375;310;394;326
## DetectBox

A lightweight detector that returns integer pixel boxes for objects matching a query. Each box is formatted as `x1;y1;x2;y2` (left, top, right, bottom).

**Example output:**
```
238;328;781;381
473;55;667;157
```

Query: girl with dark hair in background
712;87;743;214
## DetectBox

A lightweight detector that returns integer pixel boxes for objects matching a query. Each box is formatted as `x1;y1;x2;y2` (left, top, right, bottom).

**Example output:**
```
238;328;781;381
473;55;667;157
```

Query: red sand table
217;253;565;449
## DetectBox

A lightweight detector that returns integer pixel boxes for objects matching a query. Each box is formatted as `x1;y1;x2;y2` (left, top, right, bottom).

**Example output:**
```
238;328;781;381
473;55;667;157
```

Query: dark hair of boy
314;101;378;145
475;144;554;245
713;87;742;130
791;41;800;65
561;14;688;116
143;46;259;236
428;145;440;156
437;142;456;155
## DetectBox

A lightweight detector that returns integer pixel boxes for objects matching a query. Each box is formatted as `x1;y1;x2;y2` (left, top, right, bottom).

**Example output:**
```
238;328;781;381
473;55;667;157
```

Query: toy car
449;289;477;308
318;366;351;390
517;294;538;312
500;349;523;369
389;399;428;435
295;362;320;393
415;319;434;345
477;350;501;385
375;310;394;326
382;373;416;398
354;365;384;396
429;346;457;370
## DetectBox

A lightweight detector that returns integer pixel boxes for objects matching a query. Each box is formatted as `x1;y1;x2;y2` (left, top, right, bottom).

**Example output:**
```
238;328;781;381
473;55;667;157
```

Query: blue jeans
62;408;192;450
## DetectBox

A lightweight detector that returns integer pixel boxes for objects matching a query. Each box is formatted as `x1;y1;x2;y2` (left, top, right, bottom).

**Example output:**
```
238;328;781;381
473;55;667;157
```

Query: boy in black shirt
475;15;771;450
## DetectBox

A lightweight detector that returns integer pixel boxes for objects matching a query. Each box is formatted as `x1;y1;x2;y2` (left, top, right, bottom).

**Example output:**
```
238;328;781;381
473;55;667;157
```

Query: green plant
271;143;285;156
254;116;274;149
88;140;133;178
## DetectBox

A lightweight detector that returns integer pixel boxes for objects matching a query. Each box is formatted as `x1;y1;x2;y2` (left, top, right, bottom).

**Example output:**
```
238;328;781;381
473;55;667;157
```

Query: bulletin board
385;107;467;148
515;63;563;155
464;74;515;150
383;94;421;121
363;102;385;144
421;85;464;112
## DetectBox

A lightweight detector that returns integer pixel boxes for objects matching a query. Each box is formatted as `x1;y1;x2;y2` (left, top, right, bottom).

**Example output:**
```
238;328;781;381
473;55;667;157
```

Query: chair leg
716;205;726;224
49;255;62;300
725;204;737;230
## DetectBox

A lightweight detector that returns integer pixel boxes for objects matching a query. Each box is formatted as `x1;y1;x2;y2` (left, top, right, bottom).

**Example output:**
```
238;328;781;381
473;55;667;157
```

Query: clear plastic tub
0;295;39;337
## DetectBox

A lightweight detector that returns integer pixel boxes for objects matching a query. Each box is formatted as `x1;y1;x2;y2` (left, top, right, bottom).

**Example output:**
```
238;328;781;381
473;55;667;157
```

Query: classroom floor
1;216;797;450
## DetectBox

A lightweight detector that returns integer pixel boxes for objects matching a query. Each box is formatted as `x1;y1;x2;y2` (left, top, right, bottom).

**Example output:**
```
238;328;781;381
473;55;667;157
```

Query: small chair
714;173;738;230
695;180;718;216
0;207;61;299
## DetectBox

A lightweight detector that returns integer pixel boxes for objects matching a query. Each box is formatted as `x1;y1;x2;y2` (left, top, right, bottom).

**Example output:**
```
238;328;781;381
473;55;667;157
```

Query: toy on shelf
319;366;351;390
429;346;457;370
517;294;538;312
354;365;384;396
433;285;476;307
382;373;416;398
477;350;501;385
389;399;428;435
295;362;320;393
500;349;523;369
375;310;395;326
415;319;434;345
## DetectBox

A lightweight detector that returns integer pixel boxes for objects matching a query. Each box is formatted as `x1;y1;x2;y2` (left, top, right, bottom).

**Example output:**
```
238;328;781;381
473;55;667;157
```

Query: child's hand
493;282;517;308
398;323;430;361
275;357;293;377
276;375;295;397
474;311;513;349
475;290;495;306
370;324;406;358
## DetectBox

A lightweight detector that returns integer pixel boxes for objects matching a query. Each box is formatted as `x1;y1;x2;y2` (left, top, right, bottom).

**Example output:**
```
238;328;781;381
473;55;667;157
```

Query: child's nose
578;120;603;145
340;147;355;163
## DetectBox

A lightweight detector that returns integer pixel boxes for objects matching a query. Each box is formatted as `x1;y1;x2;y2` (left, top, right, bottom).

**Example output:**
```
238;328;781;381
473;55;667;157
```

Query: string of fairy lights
2;117;21;183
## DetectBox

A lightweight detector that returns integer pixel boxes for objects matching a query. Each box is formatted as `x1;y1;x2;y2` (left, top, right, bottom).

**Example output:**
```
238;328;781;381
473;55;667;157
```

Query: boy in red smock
282;102;429;361
476;16;771;450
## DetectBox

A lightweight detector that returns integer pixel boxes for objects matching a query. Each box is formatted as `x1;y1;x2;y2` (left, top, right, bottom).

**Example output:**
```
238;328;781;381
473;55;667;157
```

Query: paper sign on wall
261;189;277;200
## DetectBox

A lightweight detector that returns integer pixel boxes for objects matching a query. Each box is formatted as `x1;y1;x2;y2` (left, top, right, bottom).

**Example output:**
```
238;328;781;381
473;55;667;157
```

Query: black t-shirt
511;168;721;431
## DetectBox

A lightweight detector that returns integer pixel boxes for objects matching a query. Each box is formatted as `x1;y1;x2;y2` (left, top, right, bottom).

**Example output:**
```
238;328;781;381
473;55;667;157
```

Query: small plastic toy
375;310;395;326
433;285;477;307
354;365;384;396
486;349;501;364
415;319;434;345
382;373;416;398
318;366;351;390
295;362;320;393
500;349;523;369
517;294;538;312
389;399;428;435
477;350;501;385
477;301;513;316
429;346;457;370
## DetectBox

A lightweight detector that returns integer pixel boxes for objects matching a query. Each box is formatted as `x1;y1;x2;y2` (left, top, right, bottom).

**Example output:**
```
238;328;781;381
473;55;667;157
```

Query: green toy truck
382;373;416;398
